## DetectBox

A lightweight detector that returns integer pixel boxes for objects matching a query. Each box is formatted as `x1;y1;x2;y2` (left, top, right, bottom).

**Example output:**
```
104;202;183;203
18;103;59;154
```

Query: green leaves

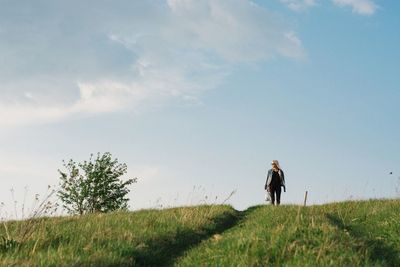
58;152;137;215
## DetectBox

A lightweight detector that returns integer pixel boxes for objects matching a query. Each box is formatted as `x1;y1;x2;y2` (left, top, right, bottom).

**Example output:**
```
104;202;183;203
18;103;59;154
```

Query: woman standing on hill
265;160;286;205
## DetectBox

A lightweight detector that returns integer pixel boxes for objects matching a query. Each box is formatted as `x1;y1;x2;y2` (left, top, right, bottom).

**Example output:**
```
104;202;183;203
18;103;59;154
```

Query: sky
0;0;399;215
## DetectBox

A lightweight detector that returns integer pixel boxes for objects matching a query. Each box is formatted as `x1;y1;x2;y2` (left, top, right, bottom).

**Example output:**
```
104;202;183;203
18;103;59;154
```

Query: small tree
58;152;137;215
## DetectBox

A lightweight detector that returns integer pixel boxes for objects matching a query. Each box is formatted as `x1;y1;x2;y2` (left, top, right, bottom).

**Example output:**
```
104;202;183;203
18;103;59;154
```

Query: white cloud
280;0;317;12
166;0;304;61
0;104;70;127
332;0;377;15
75;81;147;114
0;0;304;127
0;81;143;126
280;0;377;15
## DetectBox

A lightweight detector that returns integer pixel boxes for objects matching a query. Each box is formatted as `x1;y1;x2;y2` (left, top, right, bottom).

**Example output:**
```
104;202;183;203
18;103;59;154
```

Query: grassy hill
0;199;399;266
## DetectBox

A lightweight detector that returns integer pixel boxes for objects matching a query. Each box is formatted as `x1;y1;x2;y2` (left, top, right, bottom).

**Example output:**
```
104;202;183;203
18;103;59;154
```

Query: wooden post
303;191;308;207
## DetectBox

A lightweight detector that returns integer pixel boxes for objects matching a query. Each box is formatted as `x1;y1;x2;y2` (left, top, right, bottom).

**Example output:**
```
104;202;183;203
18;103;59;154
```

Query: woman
265;160;286;205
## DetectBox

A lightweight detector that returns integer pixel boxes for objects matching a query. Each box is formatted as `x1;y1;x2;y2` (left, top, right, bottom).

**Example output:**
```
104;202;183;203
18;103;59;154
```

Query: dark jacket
265;169;285;191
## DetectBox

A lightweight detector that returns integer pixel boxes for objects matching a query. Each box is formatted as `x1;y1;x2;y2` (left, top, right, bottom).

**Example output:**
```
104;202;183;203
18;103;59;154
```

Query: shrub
58;152;137;215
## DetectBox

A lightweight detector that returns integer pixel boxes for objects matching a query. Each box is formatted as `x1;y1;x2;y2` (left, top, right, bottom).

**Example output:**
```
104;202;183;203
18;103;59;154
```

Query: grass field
0;199;399;266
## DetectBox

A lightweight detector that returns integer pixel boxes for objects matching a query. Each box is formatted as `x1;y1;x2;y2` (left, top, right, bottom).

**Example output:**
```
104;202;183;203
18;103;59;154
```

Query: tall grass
0;198;398;266
0;205;238;266
176;199;400;267
0;186;58;252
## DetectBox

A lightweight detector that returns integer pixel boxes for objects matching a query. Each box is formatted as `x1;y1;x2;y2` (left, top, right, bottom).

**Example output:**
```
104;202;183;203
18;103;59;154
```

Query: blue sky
0;0;399;213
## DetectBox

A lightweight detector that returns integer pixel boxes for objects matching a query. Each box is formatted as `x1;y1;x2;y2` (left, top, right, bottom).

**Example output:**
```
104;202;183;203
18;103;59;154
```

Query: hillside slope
0;200;399;266
0;205;238;266
176;199;400;267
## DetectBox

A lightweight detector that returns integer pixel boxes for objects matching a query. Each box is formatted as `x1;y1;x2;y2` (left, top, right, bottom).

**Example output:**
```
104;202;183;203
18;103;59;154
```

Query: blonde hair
271;160;281;170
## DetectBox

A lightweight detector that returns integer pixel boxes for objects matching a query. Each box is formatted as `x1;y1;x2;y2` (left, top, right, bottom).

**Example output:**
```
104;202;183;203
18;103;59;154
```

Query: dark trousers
269;186;281;205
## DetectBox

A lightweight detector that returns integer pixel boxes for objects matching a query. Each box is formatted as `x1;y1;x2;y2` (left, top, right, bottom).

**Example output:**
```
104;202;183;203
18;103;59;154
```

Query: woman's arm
280;170;286;192
265;169;271;190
